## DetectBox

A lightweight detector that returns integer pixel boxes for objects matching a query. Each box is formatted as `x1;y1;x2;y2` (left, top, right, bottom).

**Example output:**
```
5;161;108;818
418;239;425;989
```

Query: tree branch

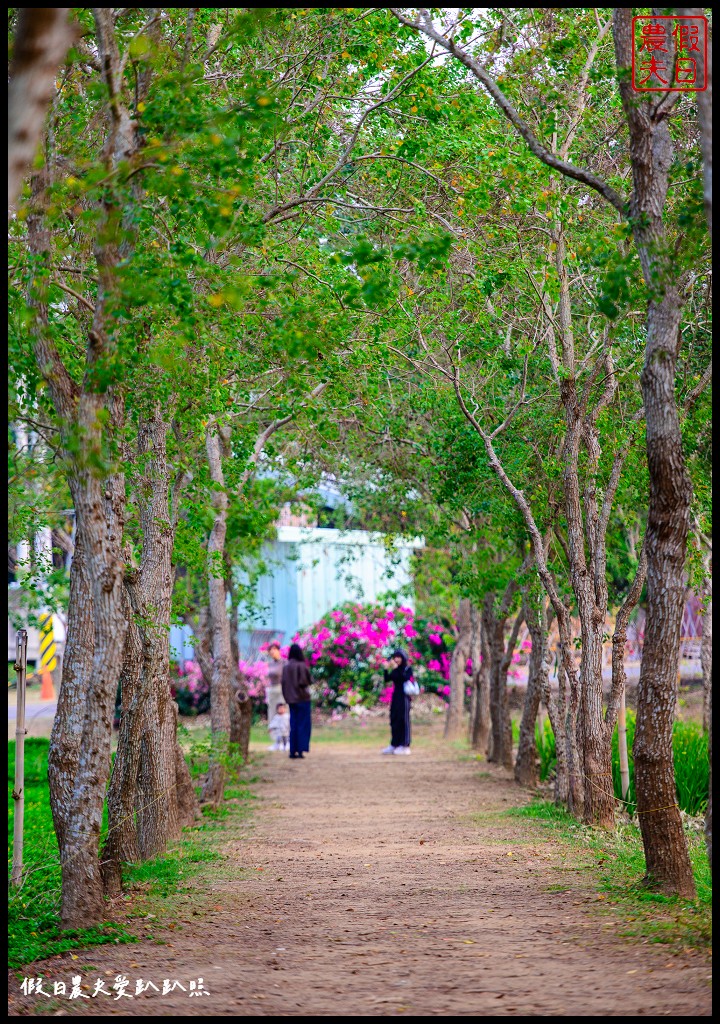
389;8;626;214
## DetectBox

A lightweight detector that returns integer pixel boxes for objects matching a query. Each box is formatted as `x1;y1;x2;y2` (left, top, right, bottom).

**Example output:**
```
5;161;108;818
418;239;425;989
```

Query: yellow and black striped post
38;613;57;700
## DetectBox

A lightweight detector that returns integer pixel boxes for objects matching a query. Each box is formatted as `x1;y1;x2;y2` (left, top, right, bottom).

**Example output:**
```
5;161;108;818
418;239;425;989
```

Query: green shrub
534;710;708;816
672;719;710;815
535;716;556;782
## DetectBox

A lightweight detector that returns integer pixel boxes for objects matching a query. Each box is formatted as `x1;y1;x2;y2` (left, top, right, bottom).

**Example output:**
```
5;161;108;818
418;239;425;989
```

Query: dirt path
10;728;711;1016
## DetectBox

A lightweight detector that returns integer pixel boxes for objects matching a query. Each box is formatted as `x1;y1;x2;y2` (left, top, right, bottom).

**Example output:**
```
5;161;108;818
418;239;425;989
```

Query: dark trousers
289;700;312;756
390;695;411;748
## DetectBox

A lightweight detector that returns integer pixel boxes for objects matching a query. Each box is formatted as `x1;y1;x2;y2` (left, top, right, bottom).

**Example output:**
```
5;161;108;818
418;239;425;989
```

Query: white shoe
393;747;411;755
381;746;396;755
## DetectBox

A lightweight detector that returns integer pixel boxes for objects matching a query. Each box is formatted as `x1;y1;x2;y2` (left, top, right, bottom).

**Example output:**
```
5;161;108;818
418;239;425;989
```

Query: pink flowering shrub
171;661;210;715
172;605;459;715
172;657;270;716
291;602;456;708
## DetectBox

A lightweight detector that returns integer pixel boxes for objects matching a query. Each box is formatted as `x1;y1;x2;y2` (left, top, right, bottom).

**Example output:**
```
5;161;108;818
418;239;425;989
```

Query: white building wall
278;526;423;633
170;526;424;661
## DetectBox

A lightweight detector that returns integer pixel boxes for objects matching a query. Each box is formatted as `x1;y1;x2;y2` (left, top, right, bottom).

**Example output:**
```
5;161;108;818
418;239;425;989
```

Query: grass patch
507;800;712;951
8;737;257;969
8;739;132;969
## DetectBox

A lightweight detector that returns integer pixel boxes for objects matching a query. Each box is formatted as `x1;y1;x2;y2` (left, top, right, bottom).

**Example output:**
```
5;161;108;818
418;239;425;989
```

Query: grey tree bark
468;602;491;752
202;424;233;805
227;557;253;762
483;589;522;771
39;8;168;925
445;598;472;740
613;9;696;896
515;591;548;787
8;9;75;214
102;601;142;897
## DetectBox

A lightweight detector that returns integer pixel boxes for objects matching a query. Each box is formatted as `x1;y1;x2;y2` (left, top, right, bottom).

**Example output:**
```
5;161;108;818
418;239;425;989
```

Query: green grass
8;739;132;969
507;800;712;951
8;737;256;969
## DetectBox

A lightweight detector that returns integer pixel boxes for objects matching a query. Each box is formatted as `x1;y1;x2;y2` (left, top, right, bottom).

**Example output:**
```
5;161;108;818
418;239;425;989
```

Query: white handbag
403;678;420;697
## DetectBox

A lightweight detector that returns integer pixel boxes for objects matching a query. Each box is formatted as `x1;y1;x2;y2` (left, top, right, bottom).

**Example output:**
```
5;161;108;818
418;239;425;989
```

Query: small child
268;702;290;751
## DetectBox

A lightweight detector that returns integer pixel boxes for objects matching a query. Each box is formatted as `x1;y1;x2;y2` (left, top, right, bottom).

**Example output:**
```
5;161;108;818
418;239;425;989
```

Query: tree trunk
543;638;570;806
563;647;584;816
483;595;504;764
499;608;524;770
131;410;180;859
202;425;233;805
445;598;472;740
468;602;490;752
102;605;142;896
612;6;696;899
485;592;523;770
8;8;75;213
227;555;252;762
30;187;129;926
106;409;190;874
515;593;547;787
578;623;615;827
48;515;93;847
57;463;127;928
610;541;649;810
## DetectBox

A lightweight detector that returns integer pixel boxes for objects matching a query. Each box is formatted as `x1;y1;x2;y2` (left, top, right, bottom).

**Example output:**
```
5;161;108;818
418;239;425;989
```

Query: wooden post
12;629;28;886
617;685;630;804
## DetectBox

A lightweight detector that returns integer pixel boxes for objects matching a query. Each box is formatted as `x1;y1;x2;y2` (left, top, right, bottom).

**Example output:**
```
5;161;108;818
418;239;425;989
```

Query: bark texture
614;9;696;896
515;592;548;787
483;587;521;770
202;425;233;805
445;598;472;740
40;9;162;925
227;565;252;762
102;605;142;896
468;602;490;753
8;8;75;213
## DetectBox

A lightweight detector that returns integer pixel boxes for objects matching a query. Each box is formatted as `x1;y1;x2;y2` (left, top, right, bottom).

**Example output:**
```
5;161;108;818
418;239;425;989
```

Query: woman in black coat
381;649;413;755
281;643;313;759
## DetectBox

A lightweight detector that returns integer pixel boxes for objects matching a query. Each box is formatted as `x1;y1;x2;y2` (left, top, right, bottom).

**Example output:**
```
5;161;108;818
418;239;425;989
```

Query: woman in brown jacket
281;643;313;759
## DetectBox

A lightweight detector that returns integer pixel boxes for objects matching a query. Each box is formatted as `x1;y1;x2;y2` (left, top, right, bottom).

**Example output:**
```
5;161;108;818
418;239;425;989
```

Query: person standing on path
265;640;285;726
381;649;414;755
281;643;313;759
